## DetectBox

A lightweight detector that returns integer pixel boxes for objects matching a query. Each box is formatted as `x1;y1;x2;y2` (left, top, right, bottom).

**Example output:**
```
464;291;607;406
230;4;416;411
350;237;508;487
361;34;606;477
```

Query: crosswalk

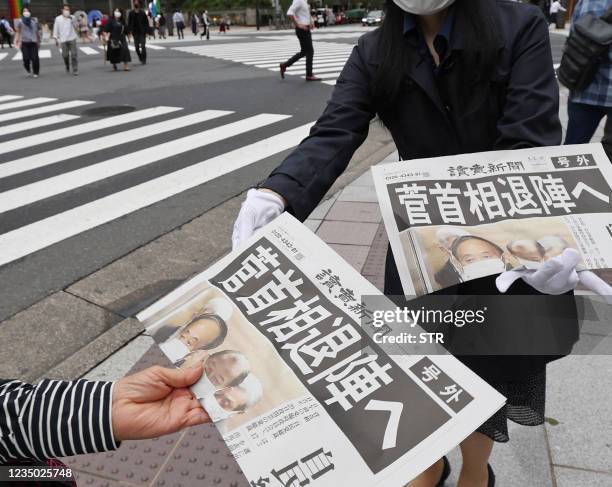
0;93;312;267
173;39;355;86
0;43;167;62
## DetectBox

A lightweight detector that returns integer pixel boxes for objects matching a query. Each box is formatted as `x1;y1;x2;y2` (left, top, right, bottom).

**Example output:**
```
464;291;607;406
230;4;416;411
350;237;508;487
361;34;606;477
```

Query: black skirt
106;36;131;64
384;246;577;443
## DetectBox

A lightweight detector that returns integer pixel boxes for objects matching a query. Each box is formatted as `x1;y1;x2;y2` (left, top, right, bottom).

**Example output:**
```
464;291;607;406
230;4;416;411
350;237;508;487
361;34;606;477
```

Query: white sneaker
32;74;39;78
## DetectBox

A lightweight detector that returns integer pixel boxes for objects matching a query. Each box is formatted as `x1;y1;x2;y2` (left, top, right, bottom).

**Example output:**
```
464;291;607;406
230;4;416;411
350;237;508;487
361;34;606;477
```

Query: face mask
392;0;455;15
159;337;190;363
62;10;70;17
201;394;235;422
23;11;31;18
517;258;541;270
190;373;217;399
461;259;505;281
114;11;121;18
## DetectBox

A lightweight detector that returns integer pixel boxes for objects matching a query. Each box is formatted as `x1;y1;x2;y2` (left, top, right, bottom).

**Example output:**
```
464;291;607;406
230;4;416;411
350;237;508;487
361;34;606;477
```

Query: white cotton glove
495;248;581;295
231;189;285;250
578;270;612;305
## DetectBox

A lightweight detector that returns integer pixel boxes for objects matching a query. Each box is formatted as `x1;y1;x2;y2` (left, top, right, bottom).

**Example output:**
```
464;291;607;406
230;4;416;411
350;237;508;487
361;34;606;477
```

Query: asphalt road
0;26;567;322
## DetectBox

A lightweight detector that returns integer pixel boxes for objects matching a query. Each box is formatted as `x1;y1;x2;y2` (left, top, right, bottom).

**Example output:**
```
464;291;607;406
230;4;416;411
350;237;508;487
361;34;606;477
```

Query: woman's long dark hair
374;0;500;106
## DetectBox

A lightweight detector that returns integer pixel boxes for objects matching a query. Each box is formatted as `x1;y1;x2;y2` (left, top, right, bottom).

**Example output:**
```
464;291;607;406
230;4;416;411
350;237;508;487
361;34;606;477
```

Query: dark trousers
200;25;209;39
284;27;314;77
133;33;146;63
565;101;612;158
176;22;184;39
21;41;39;75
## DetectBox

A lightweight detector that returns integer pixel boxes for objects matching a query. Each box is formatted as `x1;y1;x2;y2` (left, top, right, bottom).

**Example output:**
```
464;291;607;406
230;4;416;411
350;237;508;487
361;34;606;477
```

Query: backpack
557;6;612;92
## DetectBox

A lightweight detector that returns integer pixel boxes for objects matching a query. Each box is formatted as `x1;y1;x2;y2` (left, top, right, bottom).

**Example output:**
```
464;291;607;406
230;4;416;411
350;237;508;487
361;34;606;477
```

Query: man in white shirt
52;3;78;75
280;0;320;81
549;0;567;25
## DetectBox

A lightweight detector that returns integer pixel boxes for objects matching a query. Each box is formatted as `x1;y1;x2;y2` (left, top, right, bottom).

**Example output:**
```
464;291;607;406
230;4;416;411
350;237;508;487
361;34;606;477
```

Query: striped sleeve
0;379;119;464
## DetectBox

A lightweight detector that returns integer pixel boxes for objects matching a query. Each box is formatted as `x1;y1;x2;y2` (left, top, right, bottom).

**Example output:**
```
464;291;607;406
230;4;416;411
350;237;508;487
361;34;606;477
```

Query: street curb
40;317;144;382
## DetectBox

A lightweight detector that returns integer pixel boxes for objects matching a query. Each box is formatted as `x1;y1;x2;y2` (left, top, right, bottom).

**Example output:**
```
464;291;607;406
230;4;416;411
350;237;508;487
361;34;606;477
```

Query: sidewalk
58;93;610;486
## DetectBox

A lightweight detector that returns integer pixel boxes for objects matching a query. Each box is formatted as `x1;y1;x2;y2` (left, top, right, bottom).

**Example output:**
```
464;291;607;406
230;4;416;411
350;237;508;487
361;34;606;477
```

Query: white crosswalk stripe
0;94;311;267
0;95;23;103
12;49;51;60
173;39;354;86
3;100;95;122
0;114;80;137
79;46;99;55
0;97;56;112
0;53;7;62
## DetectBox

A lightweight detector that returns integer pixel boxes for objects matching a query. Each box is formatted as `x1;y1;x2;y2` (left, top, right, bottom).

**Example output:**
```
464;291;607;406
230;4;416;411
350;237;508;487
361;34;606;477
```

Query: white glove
496;248;580;295
231;189;285;250
578;270;612;305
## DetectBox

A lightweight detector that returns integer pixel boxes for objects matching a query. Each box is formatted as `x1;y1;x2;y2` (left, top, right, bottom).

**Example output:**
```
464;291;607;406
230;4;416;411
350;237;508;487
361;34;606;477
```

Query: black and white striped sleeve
0;378;119;465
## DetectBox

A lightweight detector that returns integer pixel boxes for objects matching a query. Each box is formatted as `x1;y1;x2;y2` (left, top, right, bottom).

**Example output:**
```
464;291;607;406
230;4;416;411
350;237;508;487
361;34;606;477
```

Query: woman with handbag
104;8;131;71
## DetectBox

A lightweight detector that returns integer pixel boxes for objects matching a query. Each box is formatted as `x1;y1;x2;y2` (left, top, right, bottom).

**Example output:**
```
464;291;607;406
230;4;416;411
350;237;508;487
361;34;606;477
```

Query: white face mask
159;337;190;363
392;0;455;15
461;259;506;281
23;11;31;18
190;373;217;399
62;10;70;17
201;394;235;422
517;258;542;270
114;10;121;18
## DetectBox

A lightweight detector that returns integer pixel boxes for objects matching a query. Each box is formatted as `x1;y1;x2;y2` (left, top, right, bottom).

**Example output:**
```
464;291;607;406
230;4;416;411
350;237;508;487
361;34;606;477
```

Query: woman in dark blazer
232;1;583;485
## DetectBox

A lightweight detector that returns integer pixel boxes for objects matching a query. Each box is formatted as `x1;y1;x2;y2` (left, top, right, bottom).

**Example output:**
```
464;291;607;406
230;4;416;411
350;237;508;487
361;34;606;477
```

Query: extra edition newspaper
372;143;612;296
137;213;505;486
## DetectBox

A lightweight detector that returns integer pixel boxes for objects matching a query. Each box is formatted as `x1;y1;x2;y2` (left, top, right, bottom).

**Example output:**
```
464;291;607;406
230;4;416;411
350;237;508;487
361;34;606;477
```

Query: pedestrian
173;10;185;39
219;17;226;33
191;12;198;36
549;0;566;25
0;365;210;472
14;6;40;78
232;1;585;486
146;10;156;39
78;13;91;42
52;4;78;75
200;10;210;40
279;0;320;81
128;0;149;65
158;13;167;38
0;16;14;48
104;8;131;71
564;0;612;160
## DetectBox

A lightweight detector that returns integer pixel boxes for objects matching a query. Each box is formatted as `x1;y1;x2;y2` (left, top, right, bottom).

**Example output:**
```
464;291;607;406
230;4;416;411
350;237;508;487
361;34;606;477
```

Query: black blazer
262;1;578;381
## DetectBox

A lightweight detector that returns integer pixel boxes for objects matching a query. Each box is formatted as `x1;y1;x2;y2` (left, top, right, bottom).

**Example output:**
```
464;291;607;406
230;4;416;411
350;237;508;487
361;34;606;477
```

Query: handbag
558;7;612;92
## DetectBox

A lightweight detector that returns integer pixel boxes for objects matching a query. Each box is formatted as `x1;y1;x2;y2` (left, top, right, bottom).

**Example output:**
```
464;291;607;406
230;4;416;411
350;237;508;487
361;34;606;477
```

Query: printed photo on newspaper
136;212;505;486
372;143;612;296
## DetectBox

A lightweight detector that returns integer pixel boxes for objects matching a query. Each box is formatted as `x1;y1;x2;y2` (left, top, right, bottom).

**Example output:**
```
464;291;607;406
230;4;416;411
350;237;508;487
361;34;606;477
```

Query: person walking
14;6;40;78
191;12;198;36
230;1;611;486
0;16;14;48
105;8;131;71
158;13;167;38
549;0;566;25
128;0;149;64
200;10;210;40
173;10;185;39
279;0;320;81
564;0;612;158
52;4;78;75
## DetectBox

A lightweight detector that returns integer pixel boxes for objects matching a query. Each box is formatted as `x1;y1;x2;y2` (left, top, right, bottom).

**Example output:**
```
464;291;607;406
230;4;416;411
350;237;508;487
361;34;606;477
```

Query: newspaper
372;143;612;296
137;213;505;486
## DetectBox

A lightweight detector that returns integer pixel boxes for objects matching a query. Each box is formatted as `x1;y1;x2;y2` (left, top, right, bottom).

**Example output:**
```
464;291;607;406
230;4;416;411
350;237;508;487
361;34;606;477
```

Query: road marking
145;44;165;50
0;113;291;212
11;50;51;60
0;114;80;137
0;53;7;61
0;95;24;103
284;61;347;71
79;46;99;55
0;106;182;155
0;109;232;178
0;97;57;112
3;100;94;122
0;122;312;267
323;80;337;86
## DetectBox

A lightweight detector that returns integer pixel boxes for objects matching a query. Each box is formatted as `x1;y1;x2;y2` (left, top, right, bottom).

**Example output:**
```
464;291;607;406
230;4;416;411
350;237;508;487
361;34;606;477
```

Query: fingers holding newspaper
231;189;286;250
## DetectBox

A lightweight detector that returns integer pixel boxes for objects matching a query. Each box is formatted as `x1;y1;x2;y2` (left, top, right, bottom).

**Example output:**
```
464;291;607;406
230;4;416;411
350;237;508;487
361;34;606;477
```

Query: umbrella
88;9;103;24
